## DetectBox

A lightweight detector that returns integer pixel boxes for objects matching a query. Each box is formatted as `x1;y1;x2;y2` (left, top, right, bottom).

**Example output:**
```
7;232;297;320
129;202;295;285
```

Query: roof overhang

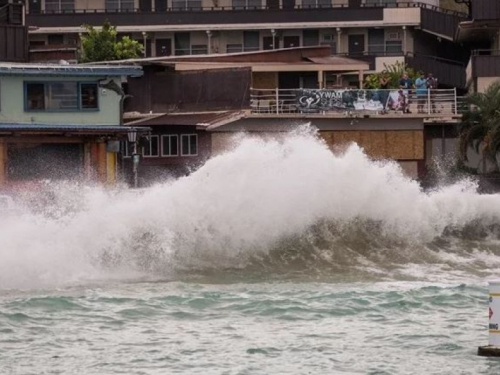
0;63;143;77
0;124;151;136
28;20;420;34
170;61;368;72
456;20;500;42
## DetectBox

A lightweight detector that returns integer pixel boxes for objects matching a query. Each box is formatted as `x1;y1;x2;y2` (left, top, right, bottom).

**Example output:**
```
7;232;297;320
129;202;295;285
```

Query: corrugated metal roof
306;56;370;67
0;124;150;133
0;63;143;77
129;111;243;127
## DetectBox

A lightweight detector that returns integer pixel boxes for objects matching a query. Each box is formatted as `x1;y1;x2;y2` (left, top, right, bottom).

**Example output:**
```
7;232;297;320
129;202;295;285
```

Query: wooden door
263;36;279;50
29;0;41;13
266;0;279;9
155;39;172;56
283;36;300;48
139;0;151;11
348;34;365;56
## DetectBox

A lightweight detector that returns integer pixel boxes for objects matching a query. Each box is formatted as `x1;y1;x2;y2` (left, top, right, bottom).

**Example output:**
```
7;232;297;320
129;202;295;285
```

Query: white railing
250;88;458;116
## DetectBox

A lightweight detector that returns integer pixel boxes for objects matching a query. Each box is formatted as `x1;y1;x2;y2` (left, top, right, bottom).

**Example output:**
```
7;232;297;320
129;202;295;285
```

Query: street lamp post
127;129;139;188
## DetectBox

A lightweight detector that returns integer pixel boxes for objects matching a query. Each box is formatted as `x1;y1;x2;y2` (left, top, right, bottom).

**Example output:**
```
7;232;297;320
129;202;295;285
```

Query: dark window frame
161;134;179;157
181;134;198;156
143;135;160;158
24;81;100;112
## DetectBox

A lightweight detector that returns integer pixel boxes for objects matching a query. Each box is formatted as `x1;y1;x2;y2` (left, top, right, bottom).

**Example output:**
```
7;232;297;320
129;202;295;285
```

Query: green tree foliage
459;82;500;170
364;61;419;89
79;21;143;63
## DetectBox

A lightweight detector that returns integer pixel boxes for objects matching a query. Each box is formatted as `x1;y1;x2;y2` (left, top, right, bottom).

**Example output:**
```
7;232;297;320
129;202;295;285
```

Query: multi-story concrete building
25;0;470;89
458;0;500;92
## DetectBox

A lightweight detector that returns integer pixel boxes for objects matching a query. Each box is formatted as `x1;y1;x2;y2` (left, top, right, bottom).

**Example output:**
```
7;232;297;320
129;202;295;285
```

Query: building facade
24;0;470;89
0;63;147;188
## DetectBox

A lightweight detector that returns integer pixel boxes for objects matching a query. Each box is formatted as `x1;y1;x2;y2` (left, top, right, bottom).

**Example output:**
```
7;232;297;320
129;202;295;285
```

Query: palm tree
459;81;500;172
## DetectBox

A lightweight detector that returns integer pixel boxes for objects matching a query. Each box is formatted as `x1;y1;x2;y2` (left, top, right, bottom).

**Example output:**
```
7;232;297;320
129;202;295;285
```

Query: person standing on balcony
379;74;391;111
399;73;413;113
415;72;428;114
427;73;438;113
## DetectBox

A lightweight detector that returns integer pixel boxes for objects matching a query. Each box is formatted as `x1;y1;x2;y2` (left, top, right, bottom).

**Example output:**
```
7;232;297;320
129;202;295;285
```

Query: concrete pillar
106;152;117;185
83;142;93;181
318;70;324;89
271;29;277;49
402;26;407;54
336;28;342;54
358;70;364;89
0;140;6;189
96;142;107;184
142;32;148;57
206;30;212;54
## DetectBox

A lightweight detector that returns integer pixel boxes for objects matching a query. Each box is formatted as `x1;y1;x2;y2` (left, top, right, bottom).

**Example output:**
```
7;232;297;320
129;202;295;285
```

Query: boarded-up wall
126;66;251;113
0;25;27;62
320;130;424;160
252;72;278;90
213;130;424;161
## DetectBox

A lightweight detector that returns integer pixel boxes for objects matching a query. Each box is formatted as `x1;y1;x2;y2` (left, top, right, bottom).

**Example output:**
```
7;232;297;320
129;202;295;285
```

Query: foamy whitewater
1;130;500;374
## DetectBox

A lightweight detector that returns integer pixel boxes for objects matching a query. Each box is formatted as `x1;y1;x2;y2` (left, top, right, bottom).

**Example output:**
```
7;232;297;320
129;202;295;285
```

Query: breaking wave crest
1;128;500;289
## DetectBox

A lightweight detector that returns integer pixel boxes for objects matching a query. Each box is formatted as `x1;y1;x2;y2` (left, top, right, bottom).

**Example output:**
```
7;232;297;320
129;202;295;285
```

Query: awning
0;124;151;135
125;111;245;128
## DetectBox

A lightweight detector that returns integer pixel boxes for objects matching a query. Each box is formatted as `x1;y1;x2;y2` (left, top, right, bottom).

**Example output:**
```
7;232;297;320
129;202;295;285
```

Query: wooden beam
0;140;6;189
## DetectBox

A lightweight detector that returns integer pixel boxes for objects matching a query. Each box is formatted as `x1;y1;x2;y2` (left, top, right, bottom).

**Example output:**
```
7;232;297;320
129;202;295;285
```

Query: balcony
471;0;500;21
0;2;27;62
25;1;468;32
250;88;458;118
26;4;384;28
0;3;23;25
470;50;500;78
405;53;466;89
467;50;500;92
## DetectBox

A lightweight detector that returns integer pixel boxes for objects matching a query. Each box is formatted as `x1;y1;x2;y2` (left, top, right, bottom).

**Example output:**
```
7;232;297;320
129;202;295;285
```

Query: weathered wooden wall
252;72;278;90
0;25;27;62
126;66;251;113
212;130;424;161
320;130;424;160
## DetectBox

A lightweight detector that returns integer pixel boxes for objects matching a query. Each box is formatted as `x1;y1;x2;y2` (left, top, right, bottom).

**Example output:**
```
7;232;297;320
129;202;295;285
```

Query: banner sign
295;89;408;113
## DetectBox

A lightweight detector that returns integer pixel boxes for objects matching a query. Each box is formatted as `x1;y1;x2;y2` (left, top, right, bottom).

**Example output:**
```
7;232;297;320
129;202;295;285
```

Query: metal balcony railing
250;88;458;116
26;0;469;15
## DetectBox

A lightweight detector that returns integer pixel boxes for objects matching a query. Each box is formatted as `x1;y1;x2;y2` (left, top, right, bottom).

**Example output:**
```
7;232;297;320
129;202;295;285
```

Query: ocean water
1;130;500;374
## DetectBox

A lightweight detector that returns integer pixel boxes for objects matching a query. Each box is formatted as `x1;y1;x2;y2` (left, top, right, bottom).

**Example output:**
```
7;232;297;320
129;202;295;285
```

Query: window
143;135;159;157
243;31;260;51
303;30;319;46
172;0;202;9
191;45;208;55
232;0;261;9
80;84;98;109
105;0;134;11
121;141;133;157
302;0;330;7
48;34;64;45
181;134;197;156
25;82;99;111
368;29;385;55
45;0;74;12
175;33;191;55
364;0;396;5
161;135;179;157
227;44;243;53
386;40;403;54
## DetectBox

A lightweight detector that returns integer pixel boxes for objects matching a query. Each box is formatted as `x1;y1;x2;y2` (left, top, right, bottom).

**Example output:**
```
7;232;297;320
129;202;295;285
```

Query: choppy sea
1;130;499;374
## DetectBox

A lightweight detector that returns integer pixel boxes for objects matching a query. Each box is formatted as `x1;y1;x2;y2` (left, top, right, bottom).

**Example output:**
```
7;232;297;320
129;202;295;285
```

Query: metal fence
250;88;458;116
